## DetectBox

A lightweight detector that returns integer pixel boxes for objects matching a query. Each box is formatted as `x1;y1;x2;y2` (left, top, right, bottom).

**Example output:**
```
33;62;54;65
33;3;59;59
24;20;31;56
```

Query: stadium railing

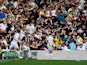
1;50;87;60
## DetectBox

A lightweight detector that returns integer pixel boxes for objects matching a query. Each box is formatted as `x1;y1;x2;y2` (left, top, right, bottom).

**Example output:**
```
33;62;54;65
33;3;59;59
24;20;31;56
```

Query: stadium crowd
0;0;87;52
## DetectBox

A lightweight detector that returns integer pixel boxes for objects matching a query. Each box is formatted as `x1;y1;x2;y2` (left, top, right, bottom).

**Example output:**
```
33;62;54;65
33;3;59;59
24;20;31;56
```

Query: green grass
0;60;87;65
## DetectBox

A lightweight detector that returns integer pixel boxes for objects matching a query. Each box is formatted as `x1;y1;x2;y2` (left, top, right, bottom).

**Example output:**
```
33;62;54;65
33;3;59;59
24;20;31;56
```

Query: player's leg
13;43;23;59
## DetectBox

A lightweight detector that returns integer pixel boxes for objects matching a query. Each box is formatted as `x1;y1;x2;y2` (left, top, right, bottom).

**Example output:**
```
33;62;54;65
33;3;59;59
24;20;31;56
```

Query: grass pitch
0;60;87;65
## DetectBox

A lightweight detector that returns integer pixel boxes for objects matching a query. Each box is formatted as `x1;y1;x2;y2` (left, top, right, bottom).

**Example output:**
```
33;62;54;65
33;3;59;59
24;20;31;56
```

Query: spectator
0;37;9;49
57;11;68;23
30;41;41;50
26;22;36;35
0;0;7;10
77;44;86;51
82;39;87;49
0;21;7;34
69;40;77;51
61;42;70;51
0;9;6;19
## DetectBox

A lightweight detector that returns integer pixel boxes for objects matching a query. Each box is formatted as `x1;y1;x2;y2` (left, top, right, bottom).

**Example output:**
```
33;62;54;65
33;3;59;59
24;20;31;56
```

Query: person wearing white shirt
19;26;26;40
68;6;74;13
10;30;23;59
28;0;38;9
51;6;57;17
26;23;36;35
45;6;52;17
46;34;54;45
83;40;87;49
13;0;21;8
61;43;70;51
0;5;6;10
9;22;15;33
10;30;21;50
77;44;86;51
34;31;42;41
0;1;7;10
0;21;7;33
44;34;54;56
0;37;9;49
77;0;85;10
46;34;54;50
76;35;83;45
51;9;57;17
78;0;85;4
83;9;87;16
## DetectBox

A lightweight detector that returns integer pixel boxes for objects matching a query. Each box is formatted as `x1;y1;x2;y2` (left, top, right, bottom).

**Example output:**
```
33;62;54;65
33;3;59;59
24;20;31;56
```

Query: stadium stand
0;0;87;59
